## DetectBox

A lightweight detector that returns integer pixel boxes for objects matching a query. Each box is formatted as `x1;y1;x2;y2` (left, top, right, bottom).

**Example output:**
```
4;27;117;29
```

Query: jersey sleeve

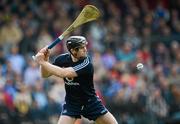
72;57;93;76
52;54;67;67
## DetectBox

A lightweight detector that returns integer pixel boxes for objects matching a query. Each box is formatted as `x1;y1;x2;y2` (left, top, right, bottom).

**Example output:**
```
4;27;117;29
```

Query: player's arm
40;65;52;78
35;46;53;78
34;50;77;78
40;61;77;78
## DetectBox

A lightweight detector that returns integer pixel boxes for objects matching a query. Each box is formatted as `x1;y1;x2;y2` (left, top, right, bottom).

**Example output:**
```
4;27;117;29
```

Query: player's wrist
44;57;49;61
38;60;47;65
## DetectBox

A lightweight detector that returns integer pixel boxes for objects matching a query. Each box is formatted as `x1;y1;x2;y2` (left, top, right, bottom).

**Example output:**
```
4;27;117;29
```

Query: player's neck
71;54;79;62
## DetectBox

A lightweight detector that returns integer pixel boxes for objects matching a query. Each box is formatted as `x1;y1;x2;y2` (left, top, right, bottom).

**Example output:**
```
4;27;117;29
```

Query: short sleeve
52;53;68;67
72;57;93;76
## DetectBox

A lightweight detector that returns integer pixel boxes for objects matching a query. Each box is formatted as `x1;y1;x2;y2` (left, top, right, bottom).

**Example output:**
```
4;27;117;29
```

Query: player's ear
70;49;75;54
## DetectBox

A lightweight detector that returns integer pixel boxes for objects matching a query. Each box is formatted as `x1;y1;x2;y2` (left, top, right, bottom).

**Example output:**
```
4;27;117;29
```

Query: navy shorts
61;97;108;121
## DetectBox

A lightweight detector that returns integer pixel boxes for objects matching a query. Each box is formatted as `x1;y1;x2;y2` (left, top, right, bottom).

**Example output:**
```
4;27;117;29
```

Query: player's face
72;44;87;59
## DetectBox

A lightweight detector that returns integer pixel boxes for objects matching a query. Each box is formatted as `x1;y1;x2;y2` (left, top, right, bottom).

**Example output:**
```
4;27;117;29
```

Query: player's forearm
40;65;52;78
40;61;77;78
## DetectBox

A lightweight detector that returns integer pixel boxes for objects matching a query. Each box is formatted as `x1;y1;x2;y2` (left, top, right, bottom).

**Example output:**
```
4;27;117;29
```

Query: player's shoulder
55;53;70;60
73;55;93;71
53;53;70;64
81;55;93;64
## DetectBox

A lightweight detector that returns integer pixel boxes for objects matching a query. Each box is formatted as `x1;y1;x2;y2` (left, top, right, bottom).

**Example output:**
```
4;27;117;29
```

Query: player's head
66;36;88;59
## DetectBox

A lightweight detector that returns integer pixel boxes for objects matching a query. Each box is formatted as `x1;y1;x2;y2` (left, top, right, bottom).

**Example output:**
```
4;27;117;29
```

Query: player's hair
66;36;87;51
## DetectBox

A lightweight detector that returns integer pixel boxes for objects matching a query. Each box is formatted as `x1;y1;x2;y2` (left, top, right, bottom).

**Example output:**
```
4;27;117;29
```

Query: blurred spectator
23;59;41;88
0;19;23;55
92;50;107;83
37;27;53;51
146;87;169;124
48;77;65;105
102;48;117;70
14;84;32;121
115;42;136;63
32;81;48;109
6;45;26;75
171;9;180;34
123;24;141;49
19;27;37;55
151;42;170;65
0;46;6;65
0;89;13;124
31;80;48;121
90;21;107;52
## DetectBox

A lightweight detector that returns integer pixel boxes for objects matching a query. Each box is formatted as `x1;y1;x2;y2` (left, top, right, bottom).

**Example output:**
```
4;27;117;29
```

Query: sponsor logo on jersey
64;77;80;86
62;109;67;114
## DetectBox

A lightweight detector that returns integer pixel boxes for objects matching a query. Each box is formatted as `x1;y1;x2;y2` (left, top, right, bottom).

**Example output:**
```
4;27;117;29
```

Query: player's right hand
34;52;45;65
39;46;50;61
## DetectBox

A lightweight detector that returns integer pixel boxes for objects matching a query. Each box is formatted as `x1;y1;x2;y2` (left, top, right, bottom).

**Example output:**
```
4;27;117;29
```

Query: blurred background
0;0;180;124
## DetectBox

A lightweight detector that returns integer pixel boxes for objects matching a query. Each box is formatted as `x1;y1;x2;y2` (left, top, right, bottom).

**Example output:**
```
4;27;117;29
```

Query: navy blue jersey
53;53;97;104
